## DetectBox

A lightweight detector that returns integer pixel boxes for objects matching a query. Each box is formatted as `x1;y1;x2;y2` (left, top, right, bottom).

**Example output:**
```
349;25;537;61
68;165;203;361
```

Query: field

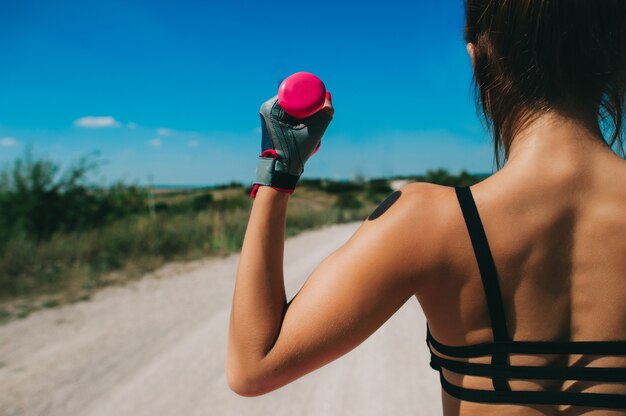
0;151;484;322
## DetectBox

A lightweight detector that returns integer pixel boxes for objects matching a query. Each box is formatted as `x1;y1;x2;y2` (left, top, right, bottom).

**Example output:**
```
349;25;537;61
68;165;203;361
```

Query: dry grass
0;185;379;323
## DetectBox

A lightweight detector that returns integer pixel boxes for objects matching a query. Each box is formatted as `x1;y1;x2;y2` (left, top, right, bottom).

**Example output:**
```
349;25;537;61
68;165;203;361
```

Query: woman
227;0;626;414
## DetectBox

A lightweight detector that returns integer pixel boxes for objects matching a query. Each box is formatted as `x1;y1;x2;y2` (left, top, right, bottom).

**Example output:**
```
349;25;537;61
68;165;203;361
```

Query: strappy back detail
425;185;626;410
454;185;511;392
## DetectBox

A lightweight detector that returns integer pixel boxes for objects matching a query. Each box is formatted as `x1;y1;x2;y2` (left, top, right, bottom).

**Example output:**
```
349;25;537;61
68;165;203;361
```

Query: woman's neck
503;111;612;171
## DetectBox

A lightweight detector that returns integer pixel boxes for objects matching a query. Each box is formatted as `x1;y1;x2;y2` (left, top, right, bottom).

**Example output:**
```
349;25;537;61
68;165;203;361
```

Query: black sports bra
426;186;626;410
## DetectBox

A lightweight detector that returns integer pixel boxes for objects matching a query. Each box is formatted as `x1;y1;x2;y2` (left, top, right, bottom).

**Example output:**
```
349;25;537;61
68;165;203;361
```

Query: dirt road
0;222;442;416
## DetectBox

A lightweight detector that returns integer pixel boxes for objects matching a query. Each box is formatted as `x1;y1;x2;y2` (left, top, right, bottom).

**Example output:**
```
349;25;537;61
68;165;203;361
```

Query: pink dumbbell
278;72;328;119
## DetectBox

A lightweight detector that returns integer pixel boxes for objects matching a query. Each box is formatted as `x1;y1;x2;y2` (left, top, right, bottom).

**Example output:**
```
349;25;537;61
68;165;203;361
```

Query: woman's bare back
412;132;626;415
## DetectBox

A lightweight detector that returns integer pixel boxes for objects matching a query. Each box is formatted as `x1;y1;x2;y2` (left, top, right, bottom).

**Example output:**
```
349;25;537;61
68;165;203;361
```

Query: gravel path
0;221;442;416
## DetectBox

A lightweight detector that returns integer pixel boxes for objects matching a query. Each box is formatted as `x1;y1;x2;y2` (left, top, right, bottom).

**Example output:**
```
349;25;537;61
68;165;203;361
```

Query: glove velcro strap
269;170;300;189
253;156;277;186
251;156;300;198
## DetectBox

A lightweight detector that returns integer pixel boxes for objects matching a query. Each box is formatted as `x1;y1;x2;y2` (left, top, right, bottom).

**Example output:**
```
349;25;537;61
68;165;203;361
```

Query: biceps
256;240;416;393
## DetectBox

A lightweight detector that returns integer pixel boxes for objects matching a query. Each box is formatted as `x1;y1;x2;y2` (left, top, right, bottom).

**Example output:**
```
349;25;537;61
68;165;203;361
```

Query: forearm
228;185;290;372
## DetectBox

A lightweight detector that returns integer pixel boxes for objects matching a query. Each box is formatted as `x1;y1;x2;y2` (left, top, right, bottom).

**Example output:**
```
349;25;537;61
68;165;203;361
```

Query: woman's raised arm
226;182;448;396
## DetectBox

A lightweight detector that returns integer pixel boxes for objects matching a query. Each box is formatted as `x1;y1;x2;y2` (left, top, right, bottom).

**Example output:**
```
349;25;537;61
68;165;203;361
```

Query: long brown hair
465;0;626;169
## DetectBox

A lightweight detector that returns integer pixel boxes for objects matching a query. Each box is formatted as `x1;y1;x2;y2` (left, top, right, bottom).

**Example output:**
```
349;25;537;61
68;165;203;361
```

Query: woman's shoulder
376;181;462;288
399;181;461;222
384;181;457;225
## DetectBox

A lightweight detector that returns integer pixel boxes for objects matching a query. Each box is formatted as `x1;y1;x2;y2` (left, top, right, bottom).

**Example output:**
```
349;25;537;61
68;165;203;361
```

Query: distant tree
419;168;481;186
299;178;324;190
334;192;362;209
213;181;244;190
456;170;479;186
422;168;454;185
0;149;147;243
323;180;365;194
365;179;393;202
191;193;214;211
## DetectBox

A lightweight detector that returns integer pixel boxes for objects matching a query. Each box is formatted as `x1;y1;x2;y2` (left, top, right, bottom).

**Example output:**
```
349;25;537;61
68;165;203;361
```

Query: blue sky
0;0;494;186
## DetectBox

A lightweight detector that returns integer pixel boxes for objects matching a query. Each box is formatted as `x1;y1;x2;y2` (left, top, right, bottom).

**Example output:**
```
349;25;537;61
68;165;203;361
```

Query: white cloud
74;116;121;128
157;128;174;136
127;122;139;129
188;139;200;147
148;138;162;148
0;136;18;147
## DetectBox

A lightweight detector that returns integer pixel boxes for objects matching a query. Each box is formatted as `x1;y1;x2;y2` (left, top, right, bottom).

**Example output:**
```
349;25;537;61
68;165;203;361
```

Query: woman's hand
250;92;334;198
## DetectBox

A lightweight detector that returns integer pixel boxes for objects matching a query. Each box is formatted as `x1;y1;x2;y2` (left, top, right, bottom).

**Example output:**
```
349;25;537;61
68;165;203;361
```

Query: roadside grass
0;184;384;323
0;151;483;324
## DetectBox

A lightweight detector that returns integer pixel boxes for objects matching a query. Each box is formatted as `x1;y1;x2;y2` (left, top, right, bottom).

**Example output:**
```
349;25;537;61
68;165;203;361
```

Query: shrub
324;180;365;194
415;168;482;187
365;179;393;202
0;149;147;243
334;192;363;209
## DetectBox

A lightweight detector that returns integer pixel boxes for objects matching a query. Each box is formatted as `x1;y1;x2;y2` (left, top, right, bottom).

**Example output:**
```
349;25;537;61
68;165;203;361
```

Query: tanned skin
227;108;626;415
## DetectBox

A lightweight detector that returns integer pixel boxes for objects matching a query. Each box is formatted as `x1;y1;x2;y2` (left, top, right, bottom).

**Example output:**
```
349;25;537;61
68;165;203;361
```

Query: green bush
299;178;324;189
415;168;482;187
191;193;214;211
365;179;393;202
334;192;363;209
211;181;244;190
0;152;487;312
324;181;365;194
0;149;147;243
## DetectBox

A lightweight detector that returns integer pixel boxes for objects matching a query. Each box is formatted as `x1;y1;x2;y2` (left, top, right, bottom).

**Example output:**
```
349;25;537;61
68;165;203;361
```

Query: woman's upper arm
236;183;449;396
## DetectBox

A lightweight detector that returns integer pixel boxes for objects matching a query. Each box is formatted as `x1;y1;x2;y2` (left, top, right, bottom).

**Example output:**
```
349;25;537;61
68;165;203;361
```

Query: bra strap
455;186;511;391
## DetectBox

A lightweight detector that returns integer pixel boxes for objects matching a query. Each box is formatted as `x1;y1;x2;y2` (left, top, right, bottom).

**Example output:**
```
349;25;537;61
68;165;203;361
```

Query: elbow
227;370;269;397
226;359;271;397
227;373;274;397
226;368;255;397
